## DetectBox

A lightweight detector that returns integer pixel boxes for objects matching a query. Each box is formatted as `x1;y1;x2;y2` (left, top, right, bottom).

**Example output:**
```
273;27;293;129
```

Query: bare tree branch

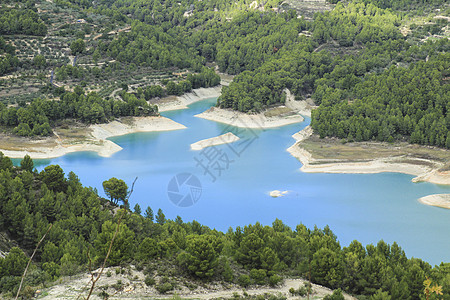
76;249;95;300
15;223;53;300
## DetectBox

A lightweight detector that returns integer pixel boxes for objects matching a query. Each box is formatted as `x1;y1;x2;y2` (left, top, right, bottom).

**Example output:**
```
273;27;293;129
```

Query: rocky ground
36;265;356;300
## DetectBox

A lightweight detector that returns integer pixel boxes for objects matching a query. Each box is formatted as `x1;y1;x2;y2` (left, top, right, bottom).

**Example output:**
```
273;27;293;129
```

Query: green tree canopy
102;177;128;205
156;208;166;225
33;54;46;68
20;154;34;172
177;235;221;278
144;206;154;221
70;39;85;55
40;165;66;193
94;219;135;265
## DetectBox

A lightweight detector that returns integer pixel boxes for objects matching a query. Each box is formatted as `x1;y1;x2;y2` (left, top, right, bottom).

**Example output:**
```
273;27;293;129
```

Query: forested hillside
0;66;220;137
0;5;47;36
330;0;446;11
311;55;450;147
215;1;449;148
0;88;158;136
0;155;449;299
1;0;448;146
0;36;18;76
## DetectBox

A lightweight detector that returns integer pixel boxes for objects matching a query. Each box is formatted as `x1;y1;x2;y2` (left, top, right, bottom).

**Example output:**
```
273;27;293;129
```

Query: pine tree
155;208;166;225
144;206;154;221
134;203;141;215
20;154;34;172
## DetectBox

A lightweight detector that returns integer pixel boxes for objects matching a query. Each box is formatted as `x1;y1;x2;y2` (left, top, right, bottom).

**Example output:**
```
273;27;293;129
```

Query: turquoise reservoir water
33;97;449;265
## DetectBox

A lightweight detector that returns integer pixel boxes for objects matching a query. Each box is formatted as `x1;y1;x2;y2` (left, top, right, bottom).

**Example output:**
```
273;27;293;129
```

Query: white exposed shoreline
284;89;317;117
1;86;220;160
90;116;186;140
418;194;450;209
287;126;450;186
157;86;222;112
195;107;304;129
0;116;186;159
3;84;448;190
190;132;240;150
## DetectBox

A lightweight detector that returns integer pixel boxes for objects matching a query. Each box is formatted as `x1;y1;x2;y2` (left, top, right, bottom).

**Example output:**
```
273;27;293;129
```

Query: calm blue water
28;98;450;265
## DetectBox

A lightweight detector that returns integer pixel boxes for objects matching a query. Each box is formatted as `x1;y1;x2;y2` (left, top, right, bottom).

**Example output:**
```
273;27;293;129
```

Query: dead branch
15;223;53;300
75;249;96;300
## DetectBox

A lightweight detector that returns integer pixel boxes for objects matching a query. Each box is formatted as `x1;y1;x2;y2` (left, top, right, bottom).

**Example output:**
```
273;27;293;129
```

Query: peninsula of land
287;126;450;186
193;88;314;128
195;107;304;129
190;132;240;150
0;116;186;159
0;85;221;159
418;194;450;210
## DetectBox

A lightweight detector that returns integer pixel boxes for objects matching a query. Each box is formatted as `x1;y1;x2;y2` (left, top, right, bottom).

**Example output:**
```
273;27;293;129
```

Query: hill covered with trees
0;0;448;298
0;154;449;299
0;88;158;137
0;66;220;137
0;0;448;147
215;1;449;148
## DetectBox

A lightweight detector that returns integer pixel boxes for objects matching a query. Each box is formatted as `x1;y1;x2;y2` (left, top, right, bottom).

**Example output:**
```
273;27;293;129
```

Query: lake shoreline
155;86;222;112
3;86;448;190
190;132;240;150
287;126;450;186
0;116;186;159
418;194;450;209
195;107;305;129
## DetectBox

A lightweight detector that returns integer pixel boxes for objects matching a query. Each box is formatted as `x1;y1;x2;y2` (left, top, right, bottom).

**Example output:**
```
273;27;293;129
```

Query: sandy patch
195;107;304;129
190;132;240;150
90;116;186;140
412;170;450;185
1;140;124;160
156;86;222;112
0;116;186;159
418;194;450;209
217;72;235;86
284;89;317;117
287;126;450;185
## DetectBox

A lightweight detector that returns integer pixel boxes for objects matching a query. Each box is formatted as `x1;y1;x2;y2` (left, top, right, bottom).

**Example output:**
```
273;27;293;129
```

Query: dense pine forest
0;154;449;299
0;0;448;146
0;67;219;137
0;90;157;136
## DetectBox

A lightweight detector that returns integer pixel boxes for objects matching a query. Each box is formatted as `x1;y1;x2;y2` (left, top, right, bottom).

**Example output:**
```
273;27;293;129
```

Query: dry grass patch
301;135;449;167
0;131;58;151
264;106;293;118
